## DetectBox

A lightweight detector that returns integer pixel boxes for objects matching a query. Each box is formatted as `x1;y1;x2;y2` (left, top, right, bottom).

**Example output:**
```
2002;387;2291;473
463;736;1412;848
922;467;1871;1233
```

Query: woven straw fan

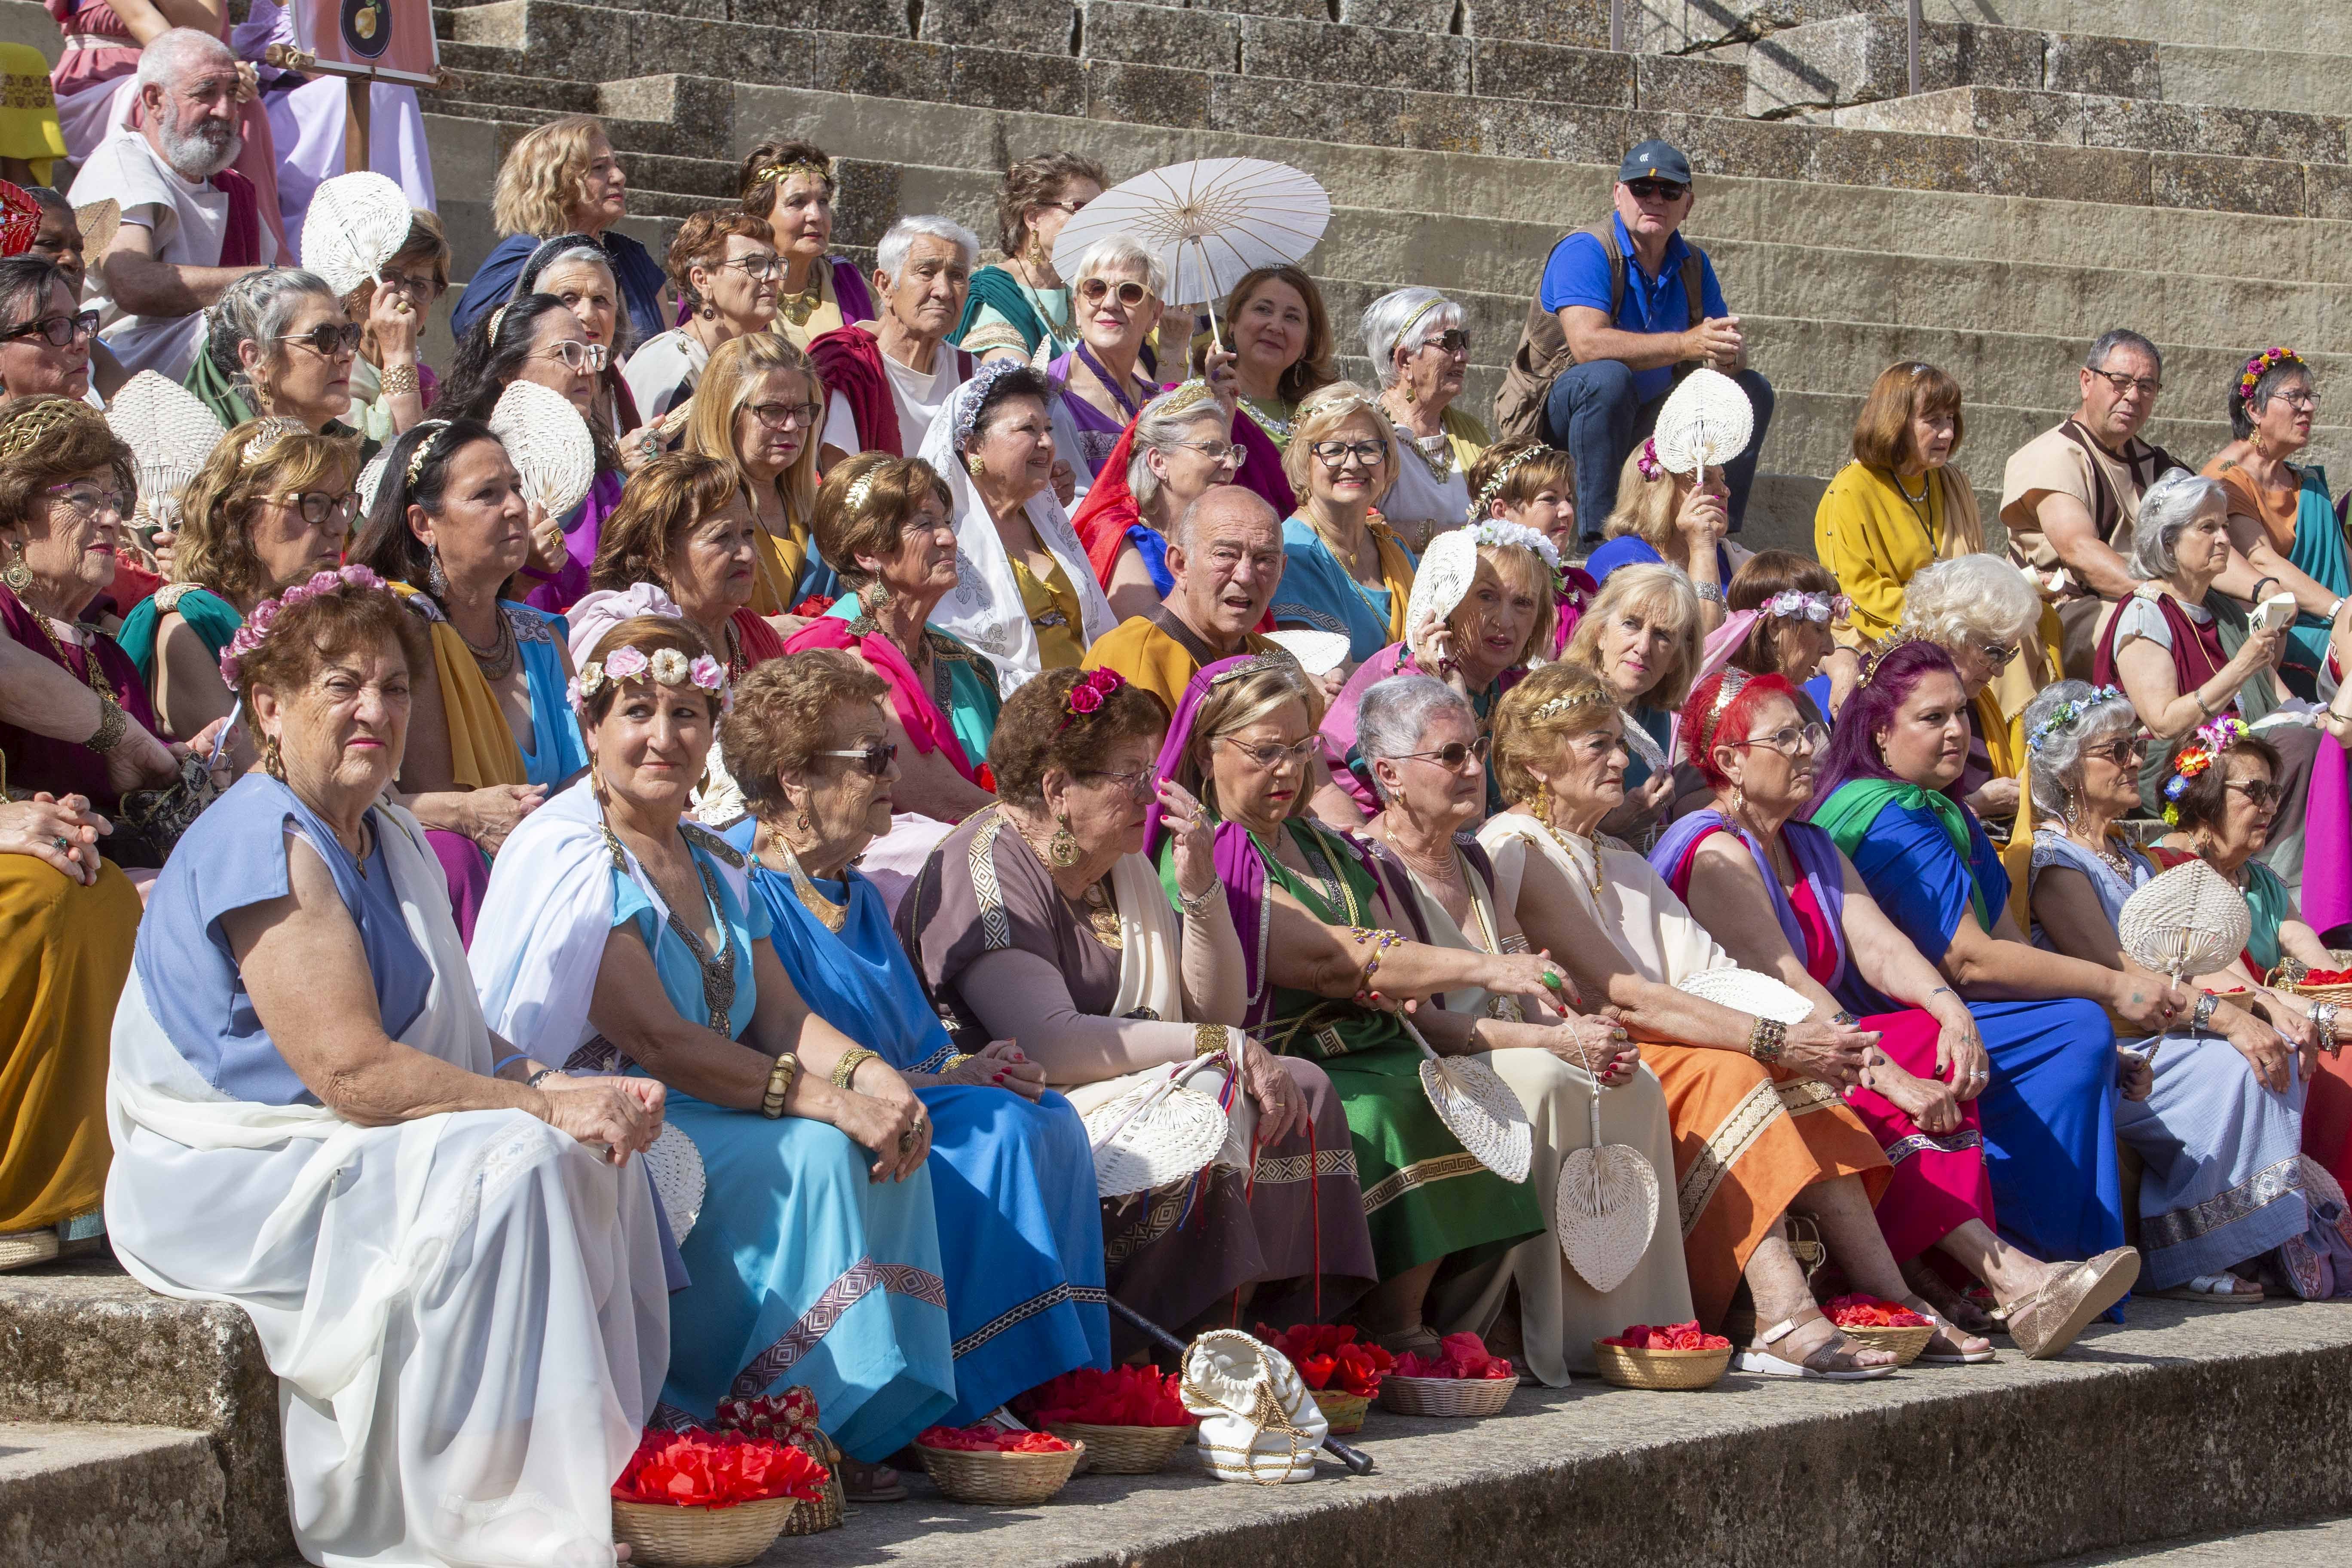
1082;1053;1233;1199
354;450;392;518
488;379;597;519
1673;965;1813;1024
300;171;413;300
1553;1031;1659;1292
1398;1014;1531;1184
1649;366;1755;482
640;1123;707;1240
2117;860;2250;1054
107;371;226;531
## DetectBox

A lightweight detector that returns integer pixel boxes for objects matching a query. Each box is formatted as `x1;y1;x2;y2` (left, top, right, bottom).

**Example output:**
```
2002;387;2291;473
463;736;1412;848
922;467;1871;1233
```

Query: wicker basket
1041;1422;1188;1474
778;1431;843;1534
609;1497;796;1568
916;1439;1086;1505
1590;1341;1732;1390
1309;1388;1371;1434
1837;1322;1936;1366
2285;980;2352;1006
1376;1373;1516;1417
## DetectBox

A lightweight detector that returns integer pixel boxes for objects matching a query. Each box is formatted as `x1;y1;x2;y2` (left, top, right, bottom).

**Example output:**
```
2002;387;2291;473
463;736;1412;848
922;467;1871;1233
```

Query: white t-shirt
619;328;707;424
821;342;964;457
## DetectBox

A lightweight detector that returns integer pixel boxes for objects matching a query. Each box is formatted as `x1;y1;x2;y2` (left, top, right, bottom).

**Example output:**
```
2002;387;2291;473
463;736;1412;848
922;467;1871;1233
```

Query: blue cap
1617;140;1693;185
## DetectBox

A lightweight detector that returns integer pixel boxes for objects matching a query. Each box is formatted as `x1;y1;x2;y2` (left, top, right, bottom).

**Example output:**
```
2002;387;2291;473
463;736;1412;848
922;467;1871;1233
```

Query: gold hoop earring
1047;812;1081;867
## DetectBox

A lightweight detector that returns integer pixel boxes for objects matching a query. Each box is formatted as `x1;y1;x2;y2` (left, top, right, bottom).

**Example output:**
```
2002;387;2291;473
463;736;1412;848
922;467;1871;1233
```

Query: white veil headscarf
920;360;1115;695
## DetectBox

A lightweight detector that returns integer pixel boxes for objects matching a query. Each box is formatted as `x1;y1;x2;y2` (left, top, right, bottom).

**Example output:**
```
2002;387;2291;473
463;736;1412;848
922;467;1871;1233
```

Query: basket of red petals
1593;1322;1733;1390
2275;964;2352;1005
1377;1332;1517;1417
913;1425;1085;1504
1256;1322;1394;1433
1016;1366;1196;1473
1823;1294;1935;1365
609;1425;832;1566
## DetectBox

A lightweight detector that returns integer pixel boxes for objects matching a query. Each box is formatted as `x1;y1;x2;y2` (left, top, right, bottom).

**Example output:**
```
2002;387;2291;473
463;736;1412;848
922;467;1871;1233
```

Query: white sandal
2148;1273;2265;1305
1734;1307;1899;1381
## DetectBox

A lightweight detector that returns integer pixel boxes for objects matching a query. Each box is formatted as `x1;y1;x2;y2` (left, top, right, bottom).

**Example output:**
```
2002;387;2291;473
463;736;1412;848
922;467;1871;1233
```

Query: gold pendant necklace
1539;817;1604;899
1081;876;1123;950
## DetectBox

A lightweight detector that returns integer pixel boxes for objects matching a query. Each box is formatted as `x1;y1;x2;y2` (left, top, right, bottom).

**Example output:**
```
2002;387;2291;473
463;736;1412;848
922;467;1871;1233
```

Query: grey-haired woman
187;268;361;438
1366;286;1486;552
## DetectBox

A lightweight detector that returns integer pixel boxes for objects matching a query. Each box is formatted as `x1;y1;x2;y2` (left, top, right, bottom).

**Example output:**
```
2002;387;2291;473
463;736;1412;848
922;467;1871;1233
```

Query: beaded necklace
602;816;738;1031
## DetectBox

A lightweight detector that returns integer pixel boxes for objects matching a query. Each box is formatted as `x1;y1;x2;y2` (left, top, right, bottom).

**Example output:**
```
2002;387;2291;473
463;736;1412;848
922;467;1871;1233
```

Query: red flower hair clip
1059;667;1124;729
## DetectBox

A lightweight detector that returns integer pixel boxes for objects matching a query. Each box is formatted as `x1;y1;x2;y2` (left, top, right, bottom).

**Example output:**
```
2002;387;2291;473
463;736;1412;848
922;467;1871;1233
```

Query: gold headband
404;420;452;487
1695;669;1751;758
842;465;880;516
0;397;93;466
1859;628;1932;686
1391;296;1444;358
1155;380;1219;420
1208;649;1302;686
756;159;832;192
1531;686;1614;722
240;417;310;469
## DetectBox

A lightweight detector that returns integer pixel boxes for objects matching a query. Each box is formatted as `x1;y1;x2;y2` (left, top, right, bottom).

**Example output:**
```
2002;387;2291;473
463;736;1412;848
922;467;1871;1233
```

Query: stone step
1828;84;2348;167
0;1421;229;1568
2147;43;2352;122
421;64;603;115
0;1260;291;1565
1911;0;2352;57
1713;13;2157;119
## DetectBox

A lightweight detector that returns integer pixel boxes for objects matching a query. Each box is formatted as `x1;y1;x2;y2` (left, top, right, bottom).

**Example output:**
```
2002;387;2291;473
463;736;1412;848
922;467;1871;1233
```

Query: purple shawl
521;468;626;615
1648;810;1852;996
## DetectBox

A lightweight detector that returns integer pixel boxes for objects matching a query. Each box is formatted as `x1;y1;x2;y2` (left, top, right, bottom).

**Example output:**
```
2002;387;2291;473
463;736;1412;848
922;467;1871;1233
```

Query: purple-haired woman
1808;638;2187;1324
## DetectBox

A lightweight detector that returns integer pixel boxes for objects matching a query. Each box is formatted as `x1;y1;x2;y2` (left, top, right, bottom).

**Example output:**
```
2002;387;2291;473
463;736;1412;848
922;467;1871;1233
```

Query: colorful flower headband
1635;437;1663;482
218;564;388;689
2024;684;2125;754
2239;347;2304;410
1059;666;1125;729
2160;713;2250;825
1469;446;1544;518
569;643;729;712
1761;589;1848;624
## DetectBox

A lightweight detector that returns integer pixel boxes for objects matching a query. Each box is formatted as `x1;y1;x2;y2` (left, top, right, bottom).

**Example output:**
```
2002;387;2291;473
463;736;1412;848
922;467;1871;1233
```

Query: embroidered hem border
949;1281;1110;1360
1360;1151;1488;1215
968;808;1012;951
1676;1076;1784;1237
1883;1127;1984;1167
729;1257;950;1399
2140;1154;2306;1253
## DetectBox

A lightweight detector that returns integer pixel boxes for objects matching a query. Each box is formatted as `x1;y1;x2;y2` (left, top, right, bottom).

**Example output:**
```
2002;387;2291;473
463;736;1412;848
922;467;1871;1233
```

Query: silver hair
1071;234;1168;300
524;242;634;357
2084;328;2163;377
1360;287;1463;390
2128;469;2226;580
1127;386;1227;511
1898;553;2041;648
876;215;980;285
135;27;234;93
204;267;339;410
1356;674;1475;804
2023;679;2140;819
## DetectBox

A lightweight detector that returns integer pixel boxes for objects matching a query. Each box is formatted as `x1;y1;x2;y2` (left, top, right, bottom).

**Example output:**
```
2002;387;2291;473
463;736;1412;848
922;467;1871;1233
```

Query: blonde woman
1270;381;1415;665
1559;562;1702;843
451;116;667;346
683;332;830;622
1584;439;1743;633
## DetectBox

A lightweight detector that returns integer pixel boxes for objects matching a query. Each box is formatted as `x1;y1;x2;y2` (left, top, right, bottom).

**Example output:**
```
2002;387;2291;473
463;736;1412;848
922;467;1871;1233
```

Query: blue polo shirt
1539;213;1730;402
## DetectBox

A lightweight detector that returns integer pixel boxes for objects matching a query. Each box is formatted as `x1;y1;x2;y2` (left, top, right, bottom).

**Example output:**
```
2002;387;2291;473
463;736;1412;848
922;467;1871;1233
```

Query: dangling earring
261;731;285;781
1402;377;1417;404
1;541;28;594
1047;811;1081;867
793;806;812;836
968;455;986;480
1728;783;1745;821
427;542;449;597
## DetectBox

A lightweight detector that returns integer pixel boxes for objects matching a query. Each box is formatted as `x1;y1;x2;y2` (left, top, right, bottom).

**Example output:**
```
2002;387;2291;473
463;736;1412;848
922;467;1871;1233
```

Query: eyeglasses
2084;737;2148;766
1173;438;1246;469
1076;277;1151;308
1416;328;1471;356
716;254;784;281
376;272;439;299
2275;389;2322;411
538;340;610;373
263;489;362;527
1081;766;1155;799
45;481;125;518
2091;368;2162;398
1733;722;1830;757
1216;734;1320;770
749;400;824;430
2227;779;2283;808
1625;178;1688;202
275;322;365;358
815;741;898;777
1976;640;2018;669
1310;439;1387;468
0;310;97;348
1392;735;1491;769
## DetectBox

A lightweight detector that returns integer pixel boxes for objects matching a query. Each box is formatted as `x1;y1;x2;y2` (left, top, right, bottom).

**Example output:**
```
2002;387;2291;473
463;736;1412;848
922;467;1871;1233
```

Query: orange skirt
1642;1042;1891;1330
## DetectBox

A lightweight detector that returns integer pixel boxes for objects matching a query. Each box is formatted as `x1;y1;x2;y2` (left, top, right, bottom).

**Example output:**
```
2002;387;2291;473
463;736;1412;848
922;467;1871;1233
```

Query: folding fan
488;379;597;519
300;171;414;300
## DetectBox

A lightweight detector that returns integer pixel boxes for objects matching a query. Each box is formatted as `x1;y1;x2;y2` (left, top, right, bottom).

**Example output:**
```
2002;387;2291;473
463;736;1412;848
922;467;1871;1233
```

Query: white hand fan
1554;1034;1659;1292
1401;1014;1531;1184
300;171;414;300
353;449;392;519
489;379;597;519
2118;859;2249;1050
1675;965;1813;1024
1262;628;1349;676
640;1123;707;1240
1083;1052;1234;1198
1650;366;1755;481
106;370;226;531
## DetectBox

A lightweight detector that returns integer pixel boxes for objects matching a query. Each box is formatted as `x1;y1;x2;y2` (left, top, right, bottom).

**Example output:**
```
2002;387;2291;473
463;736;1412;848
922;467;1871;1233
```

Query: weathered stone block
1635;52;1746;115
1337;0;1452;31
1807;126;1978;197
920;0;1075;52
830;157;906;249
1625;110;1816;184
1239;15;1471;95
637;12;798;86
1469;38;1633;108
1972;137;2152;209
2308;163;2352;224
1183;0;1323;21
2151;150;2307;218
951;43;1087;113
1084;59;1216;127
735;0;903;31
2041;30;2157;98
1081;2;1239;72
1458;0;1607;49
0;1424;229;1568
1739;15;2043;116
803;31;953;101
2083;99;2346;167
595;72;727;129
1835;85;2085;146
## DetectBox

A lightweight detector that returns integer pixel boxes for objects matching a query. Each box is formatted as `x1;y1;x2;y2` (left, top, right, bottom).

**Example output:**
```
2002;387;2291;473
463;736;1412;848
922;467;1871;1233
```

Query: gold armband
830;1046;880;1089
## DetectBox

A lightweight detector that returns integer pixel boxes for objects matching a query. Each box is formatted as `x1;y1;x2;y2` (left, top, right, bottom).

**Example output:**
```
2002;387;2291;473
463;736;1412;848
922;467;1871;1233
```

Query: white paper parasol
1050;158;1330;351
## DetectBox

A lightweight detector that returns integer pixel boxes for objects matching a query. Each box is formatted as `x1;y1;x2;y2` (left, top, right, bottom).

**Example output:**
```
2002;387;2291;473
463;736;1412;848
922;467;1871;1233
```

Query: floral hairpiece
1761;589;1847;624
240;417;310;468
952;358;1030;455
404;420;452;486
1531;685;1614;722
1469;446;1544;519
2024;684;2125;754
1463;519;1561;574
842;465;881;516
218;564;389;689
2159;713;2250;825
1859;628;1932;686
569;643;729;712
1694;668;1752;759
2238;347;2304;409
1634;438;1663;482
1059;666;1124;729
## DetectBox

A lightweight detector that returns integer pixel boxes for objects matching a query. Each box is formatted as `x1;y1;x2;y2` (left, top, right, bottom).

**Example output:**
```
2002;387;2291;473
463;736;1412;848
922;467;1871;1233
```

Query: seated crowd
7;80;2352;1567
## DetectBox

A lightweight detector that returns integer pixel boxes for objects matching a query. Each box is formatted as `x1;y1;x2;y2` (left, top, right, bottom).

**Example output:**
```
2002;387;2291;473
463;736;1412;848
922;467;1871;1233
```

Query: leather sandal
835;1456;909;1504
1734;1305;1898;1381
2147;1274;2265;1305
2003;1247;2140;1359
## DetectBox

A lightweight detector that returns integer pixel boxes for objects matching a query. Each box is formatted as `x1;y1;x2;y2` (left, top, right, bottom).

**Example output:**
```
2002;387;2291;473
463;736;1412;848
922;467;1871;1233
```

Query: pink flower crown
569;643;731;712
217;564;389;689
1059;666;1124;729
2239;347;2303;409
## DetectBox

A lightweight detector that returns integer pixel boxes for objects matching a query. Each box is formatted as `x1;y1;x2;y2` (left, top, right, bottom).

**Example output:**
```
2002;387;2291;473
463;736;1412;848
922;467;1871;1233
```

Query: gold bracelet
830;1046;879;1089
941;1052;976;1071
1194;1023;1232;1058
86;695;127;754
378;361;420;398
762;1052;798;1118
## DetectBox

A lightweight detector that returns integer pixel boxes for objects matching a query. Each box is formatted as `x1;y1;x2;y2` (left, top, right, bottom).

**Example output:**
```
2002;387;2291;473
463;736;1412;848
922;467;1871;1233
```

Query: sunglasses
2085;737;2147;765
1625;178;1688;202
263;489;362;527
1393;735;1491;769
1416;328;1471;355
816;741;898;777
2227;778;2283;808
1977;641;2019;669
539;340;611;373
1076;277;1151;308
1310;439;1387;467
276;322;365;357
1;310;98;348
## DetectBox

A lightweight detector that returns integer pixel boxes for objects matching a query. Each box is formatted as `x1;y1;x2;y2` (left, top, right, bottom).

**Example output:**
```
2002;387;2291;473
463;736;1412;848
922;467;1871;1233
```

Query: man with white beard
67;28;272;380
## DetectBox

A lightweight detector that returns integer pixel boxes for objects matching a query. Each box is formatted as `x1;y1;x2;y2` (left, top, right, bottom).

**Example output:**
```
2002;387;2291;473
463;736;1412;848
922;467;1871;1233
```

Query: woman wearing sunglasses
623;211;781;424
721;650;1109;1452
118;421;359;771
0;255;94;404
1047;236;1164;485
440;294;626;615
185;269;368;451
1365;287;1485;554
2028;684;2338;1302
1270;382;1417;666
